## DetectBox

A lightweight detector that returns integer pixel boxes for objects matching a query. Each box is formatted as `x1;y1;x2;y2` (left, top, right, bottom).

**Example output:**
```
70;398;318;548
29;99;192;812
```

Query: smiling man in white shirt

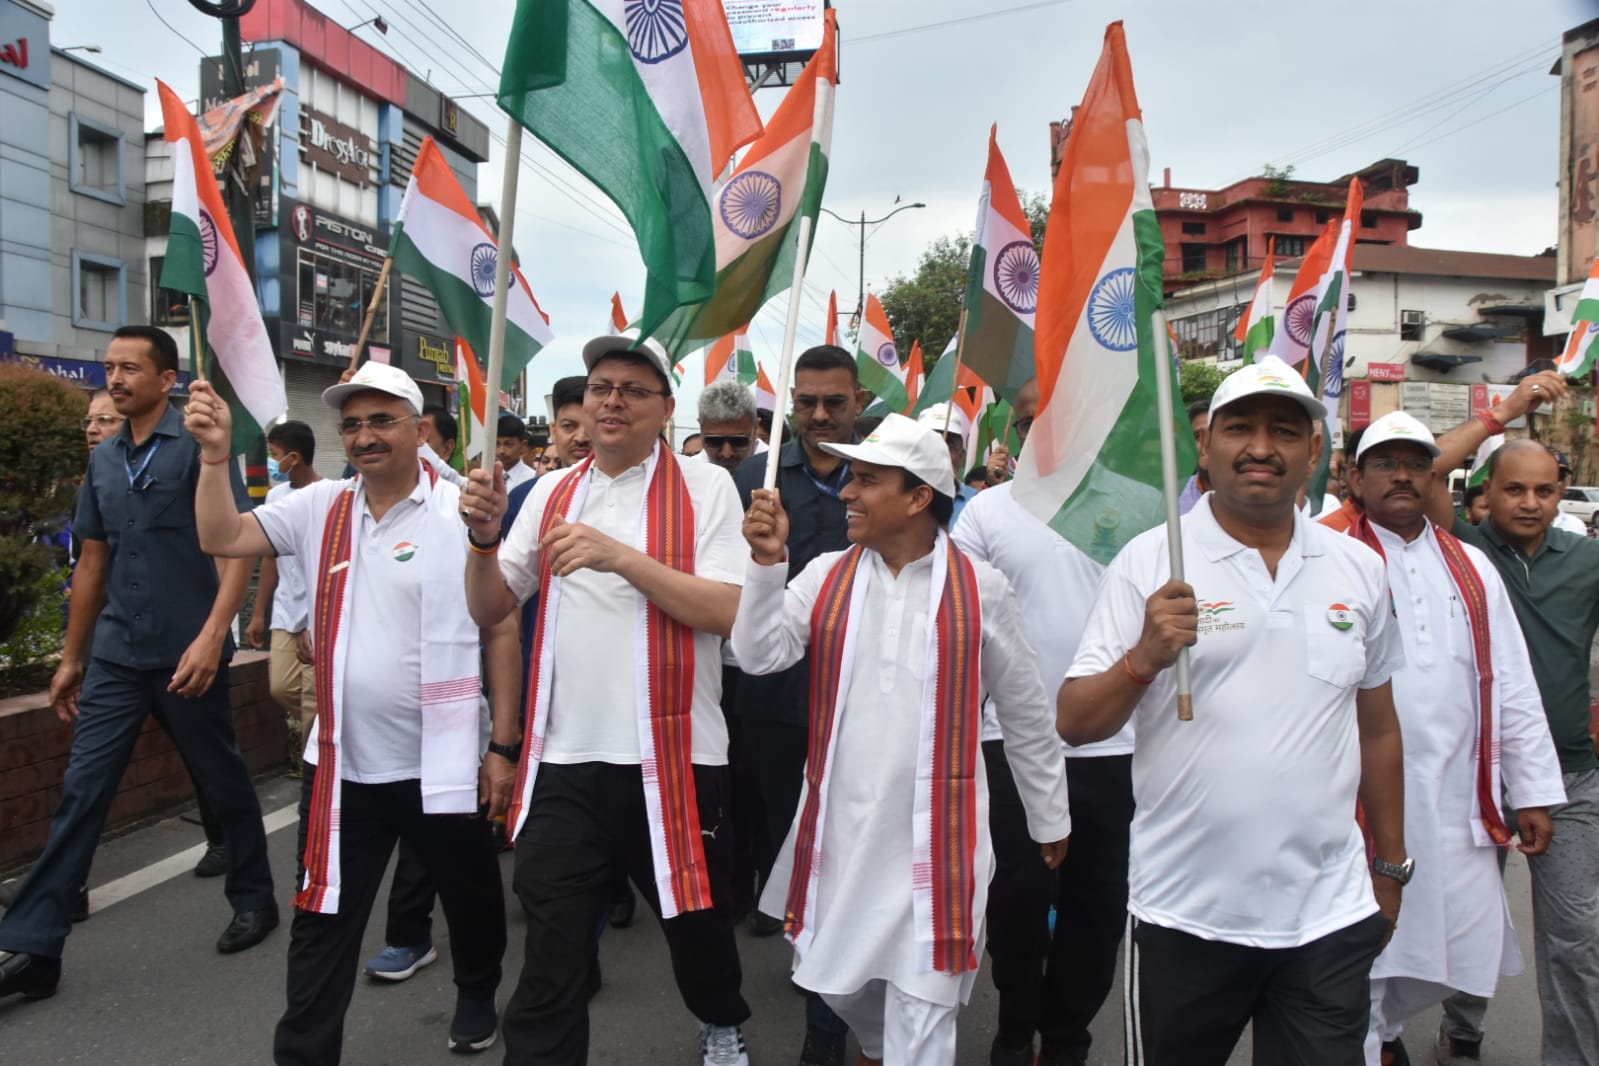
1060;356;1409;1066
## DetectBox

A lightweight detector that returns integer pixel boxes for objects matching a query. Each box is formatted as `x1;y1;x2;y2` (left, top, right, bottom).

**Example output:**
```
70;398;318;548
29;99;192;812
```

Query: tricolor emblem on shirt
1327;603;1353;631
393;542;417;563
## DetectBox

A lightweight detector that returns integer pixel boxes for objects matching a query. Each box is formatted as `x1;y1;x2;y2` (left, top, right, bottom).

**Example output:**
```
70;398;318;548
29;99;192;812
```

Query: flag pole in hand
1151;308;1193;721
762;215;814;492
481;123;524;453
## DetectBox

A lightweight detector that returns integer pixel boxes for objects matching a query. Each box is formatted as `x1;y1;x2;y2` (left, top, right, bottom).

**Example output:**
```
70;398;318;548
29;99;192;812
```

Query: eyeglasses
792;394;850;412
702;435;752;451
338;413;418;436
1014;416;1035;436
1364;456;1433;475
82;415;125;430
585;382;668;403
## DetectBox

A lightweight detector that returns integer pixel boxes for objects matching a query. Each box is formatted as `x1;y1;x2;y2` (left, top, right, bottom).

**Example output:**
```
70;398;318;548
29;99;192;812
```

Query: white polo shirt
1067;495;1403;948
256;477;442;783
499;456;744;765
951;483;1129;756
264;481;310;634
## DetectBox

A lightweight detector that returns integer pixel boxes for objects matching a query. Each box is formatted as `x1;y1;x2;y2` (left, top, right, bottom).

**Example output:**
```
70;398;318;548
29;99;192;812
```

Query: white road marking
87;803;299;914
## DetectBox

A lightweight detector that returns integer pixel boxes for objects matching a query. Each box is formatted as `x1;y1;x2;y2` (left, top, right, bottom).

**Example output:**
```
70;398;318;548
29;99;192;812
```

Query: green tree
0;364;86;644
1178;360;1226;408
878;193;1049;365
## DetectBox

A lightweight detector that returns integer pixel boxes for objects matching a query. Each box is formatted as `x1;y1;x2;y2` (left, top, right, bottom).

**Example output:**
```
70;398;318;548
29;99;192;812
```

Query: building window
1361;211;1377;229
69;113;125;205
1180;244;1207;274
1225;238;1248;273
1276;208;1294;223
1181;221;1206;235
296;250;388;342
1315;209;1331;225
148;256;190;326
1171;308;1233;361
1273;234;1308;258
1400;309;1424;341
72;251;126;331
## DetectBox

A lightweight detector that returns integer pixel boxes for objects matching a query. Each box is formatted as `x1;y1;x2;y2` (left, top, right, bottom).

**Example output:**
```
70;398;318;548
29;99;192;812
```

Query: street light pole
819;201;926;330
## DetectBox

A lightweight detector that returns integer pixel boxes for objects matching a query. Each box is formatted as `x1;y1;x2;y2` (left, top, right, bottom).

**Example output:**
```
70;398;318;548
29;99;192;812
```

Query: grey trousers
1528;768;1599;1066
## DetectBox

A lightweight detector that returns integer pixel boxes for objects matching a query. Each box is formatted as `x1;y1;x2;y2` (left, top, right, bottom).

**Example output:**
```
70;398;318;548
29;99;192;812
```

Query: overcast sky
54;0;1593;427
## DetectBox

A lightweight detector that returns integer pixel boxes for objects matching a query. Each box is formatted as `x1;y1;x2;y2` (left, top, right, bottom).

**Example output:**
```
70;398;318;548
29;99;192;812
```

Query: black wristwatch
486;740;521;762
1372;855;1415;885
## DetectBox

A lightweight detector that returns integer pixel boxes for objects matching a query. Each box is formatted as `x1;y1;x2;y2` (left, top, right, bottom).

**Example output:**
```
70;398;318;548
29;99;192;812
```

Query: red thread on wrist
200;453;230;465
1477;409;1506;436
1124;651;1155;686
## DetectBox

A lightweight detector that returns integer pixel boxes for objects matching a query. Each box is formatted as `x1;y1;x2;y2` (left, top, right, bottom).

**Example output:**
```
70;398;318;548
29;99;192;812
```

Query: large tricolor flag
1268;221;1338;381
1310;178;1363;410
1011;23;1196;565
498;0;762;343
653;10;837;355
391;136;554;390
1555;257;1599;378
705;331;755;385
855;293;907;411
454;336;488;468
157;81;286;452
1234;237;1276;364
962;125;1039;401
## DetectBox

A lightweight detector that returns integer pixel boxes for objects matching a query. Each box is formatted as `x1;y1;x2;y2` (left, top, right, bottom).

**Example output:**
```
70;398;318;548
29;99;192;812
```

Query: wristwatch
486;740;521;762
1372;855;1415;885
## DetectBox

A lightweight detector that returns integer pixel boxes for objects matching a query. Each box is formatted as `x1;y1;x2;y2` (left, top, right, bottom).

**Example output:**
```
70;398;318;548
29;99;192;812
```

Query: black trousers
385;839;436;946
501;762;750;1066
1127;912;1390;1066
720;666;763;916
273;766;506;1066
744;716;809;888
983;740;1058;1046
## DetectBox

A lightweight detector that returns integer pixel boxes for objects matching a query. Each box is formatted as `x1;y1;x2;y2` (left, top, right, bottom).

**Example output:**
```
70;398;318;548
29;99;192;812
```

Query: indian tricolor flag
454;336;488;467
498;0;762;343
654;11;837;356
1555;257;1599;378
156;81;285;451
1235;237;1276;364
962;125;1038;400
1011;23;1196;565
755;363;777;415
855;293;907;411
1268;220;1338;384
705;331;755;386
392;136;553;389
902;340;925;413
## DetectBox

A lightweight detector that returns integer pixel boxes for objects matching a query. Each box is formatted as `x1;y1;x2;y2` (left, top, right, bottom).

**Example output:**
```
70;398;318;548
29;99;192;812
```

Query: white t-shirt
1067;496;1404;948
951;483;1128;756
265;481;311;633
499;455;745;765
255;477;440;783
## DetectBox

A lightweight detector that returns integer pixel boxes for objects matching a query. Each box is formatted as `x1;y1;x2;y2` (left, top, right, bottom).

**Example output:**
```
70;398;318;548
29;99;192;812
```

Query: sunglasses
702;434;752;451
792;394;850;412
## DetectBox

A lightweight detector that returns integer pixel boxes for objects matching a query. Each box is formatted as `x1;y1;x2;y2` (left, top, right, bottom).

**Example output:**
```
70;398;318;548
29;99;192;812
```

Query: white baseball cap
916;403;969;442
1208;354;1327;423
1355;410;1440;461
819;412;957;498
581;330;675;392
322;361;424;415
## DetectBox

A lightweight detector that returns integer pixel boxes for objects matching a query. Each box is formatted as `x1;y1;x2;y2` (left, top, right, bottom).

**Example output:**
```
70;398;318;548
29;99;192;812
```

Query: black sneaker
194;843;229;878
798;1024;846;1066
749;911;785;937
990;1034;1036;1066
1381;1036;1411;1066
448;994;498;1053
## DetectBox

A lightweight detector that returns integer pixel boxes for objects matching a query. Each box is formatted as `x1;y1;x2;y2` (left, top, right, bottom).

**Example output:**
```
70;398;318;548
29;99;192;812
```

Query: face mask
267;456;290;483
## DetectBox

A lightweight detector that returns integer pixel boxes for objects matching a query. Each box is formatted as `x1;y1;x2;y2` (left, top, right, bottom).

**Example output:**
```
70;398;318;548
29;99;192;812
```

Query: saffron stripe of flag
961;124;1038;401
1555;257;1599;377
611;292;629;332
454;336;488;467
1235;237;1277;364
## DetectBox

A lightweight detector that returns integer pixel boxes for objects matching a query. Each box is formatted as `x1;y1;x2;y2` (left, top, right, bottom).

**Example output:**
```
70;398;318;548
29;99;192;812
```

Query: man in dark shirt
1424;372;1599;1065
0;326;277;1003
731;344;863;1066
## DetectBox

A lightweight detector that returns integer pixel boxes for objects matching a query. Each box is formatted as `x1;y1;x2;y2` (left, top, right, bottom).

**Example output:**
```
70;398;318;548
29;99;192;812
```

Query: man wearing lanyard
0;326;276;1002
730;344;863;1066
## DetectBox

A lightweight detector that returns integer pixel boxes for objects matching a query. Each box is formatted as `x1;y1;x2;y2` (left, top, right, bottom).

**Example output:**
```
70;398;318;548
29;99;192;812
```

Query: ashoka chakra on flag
470;243;497;298
1087;267;1138;352
994;240;1040;315
625;0;689;64
720;170;783;239
198;208;220;277
876;342;898;367
1285;293;1317;345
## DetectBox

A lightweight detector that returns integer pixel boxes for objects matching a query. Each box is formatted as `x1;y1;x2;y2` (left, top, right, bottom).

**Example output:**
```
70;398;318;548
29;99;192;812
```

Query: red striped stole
786;537;986;973
1351;515;1512;845
297;486;355;913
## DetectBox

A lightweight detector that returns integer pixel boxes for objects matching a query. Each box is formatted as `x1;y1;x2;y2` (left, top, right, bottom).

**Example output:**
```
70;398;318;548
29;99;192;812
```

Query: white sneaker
699;1022;750;1066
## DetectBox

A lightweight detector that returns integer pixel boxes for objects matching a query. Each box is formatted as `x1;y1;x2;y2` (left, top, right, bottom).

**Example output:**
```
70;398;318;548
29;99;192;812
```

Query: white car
1559;486;1599;529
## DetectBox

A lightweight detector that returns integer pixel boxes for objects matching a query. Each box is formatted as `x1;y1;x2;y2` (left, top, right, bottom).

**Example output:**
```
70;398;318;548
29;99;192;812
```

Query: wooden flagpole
480;123;524;464
188;299;206;382
1151;309;1193;721
763;215;815;492
346;255;395;372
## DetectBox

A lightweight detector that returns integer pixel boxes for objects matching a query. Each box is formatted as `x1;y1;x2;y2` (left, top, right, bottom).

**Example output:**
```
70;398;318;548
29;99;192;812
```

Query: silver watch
1372;855;1415;885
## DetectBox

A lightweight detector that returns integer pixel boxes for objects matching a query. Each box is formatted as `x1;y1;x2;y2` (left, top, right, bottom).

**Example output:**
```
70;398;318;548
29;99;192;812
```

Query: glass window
148;255;190;325
1273;234;1308;258
69;113;125;205
71;251;125;331
296;249;387;343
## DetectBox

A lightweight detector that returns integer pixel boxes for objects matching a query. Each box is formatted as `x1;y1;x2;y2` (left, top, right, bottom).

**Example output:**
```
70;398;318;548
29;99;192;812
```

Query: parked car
1559;486;1599;529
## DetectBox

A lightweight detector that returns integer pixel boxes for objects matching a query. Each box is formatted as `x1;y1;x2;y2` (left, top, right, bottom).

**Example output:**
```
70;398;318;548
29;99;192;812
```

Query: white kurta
1366;522;1566;994
731;544;1071;1006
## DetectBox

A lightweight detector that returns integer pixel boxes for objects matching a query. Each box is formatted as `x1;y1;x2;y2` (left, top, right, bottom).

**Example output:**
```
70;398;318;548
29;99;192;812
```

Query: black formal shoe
194;843;229;878
0;881;90;923
798;1025;846;1066
1381;1037;1411;1066
749;911;784;938
989;1034;1036;1066
216;903;279;954
0;951;61;1000
608;891;636;929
